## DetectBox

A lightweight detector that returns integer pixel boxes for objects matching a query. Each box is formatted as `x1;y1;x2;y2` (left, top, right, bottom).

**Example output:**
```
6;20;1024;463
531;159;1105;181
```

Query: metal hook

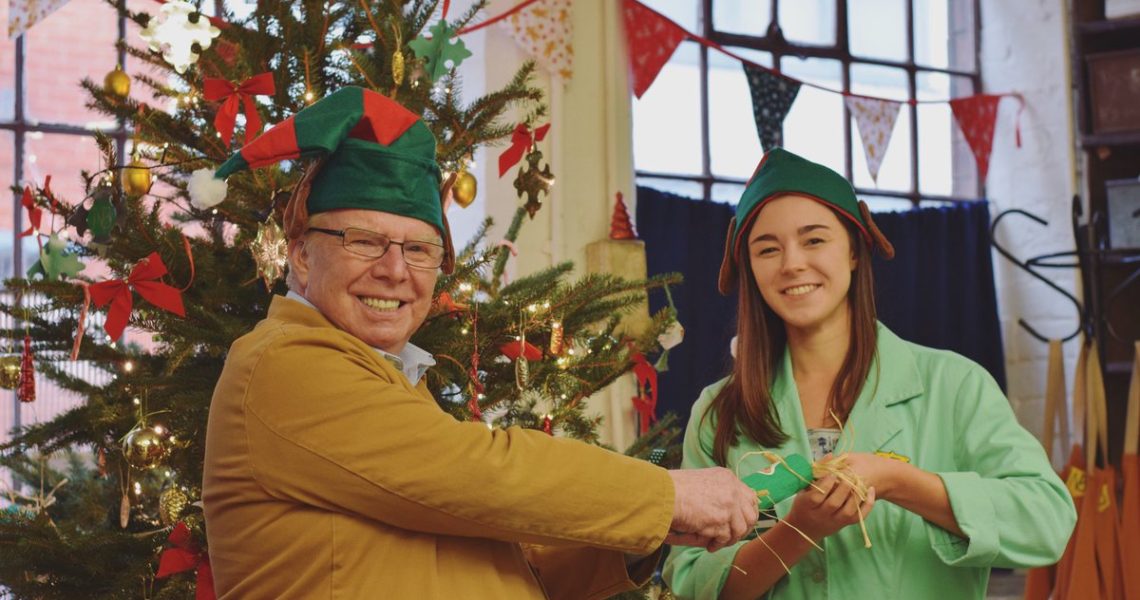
990;208;1085;342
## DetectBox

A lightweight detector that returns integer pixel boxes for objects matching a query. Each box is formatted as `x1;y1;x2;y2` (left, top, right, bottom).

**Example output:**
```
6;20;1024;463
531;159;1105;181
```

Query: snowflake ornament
139;0;220;74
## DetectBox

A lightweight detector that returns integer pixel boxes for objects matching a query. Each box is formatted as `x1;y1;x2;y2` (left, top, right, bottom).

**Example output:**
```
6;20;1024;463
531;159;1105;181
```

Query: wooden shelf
1077;16;1140;35
1080;130;1140;148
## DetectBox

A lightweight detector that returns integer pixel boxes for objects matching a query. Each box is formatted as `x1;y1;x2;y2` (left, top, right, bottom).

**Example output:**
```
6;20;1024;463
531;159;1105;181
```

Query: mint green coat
664;324;1075;600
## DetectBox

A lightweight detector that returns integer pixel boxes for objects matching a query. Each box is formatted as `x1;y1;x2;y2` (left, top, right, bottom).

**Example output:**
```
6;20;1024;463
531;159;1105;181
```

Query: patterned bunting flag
846;95;902;185
623;0;688;98
8;0;72;38
743;64;801;151
502;0;574;81
949;94;1003;183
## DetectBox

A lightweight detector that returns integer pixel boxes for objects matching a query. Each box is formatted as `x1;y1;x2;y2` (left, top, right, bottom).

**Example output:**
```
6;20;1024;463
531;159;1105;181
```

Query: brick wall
981;0;1080;463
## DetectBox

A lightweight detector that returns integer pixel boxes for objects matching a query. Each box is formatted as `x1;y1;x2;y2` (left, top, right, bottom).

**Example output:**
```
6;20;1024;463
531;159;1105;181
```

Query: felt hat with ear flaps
717;147;895;295
188;85;456;272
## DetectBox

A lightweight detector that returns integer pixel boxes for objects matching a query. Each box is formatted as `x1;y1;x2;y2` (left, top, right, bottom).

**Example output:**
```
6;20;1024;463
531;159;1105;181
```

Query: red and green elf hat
189;86;444;237
718;147;894;295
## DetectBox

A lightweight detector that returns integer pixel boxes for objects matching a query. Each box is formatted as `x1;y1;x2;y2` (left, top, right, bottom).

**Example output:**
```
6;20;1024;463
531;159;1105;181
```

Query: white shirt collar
285;291;436;386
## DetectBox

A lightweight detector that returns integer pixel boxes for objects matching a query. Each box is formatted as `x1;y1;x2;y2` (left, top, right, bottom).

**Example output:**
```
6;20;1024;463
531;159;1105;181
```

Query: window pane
712;182;746;205
850;64;911;192
0;131;13;284
710;48;772;180
861;195;915;212
778;0;836;45
917;71;977;197
633;43;703;176
0;0;14;122
639;0;699;32
779;57;845;176
25;0;119;124
636;177;704;201
21;133;103;273
849;0;907;62
713;1;772;37
914;0;976;71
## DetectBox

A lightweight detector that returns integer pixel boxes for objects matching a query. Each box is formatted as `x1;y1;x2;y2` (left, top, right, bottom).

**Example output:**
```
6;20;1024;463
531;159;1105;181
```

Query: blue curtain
637;186;1006;427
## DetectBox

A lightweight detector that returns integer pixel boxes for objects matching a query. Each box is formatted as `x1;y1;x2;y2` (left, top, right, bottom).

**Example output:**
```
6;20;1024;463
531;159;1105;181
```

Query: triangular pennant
845;95;902;185
623;0;688;98
949;94;1003;183
743;64;801;151
502;0;574;81
8;0;72;38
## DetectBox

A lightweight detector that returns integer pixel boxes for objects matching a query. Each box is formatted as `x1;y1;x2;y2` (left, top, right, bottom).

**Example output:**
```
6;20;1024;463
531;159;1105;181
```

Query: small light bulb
133;482;142;495
304;91;314;102
169;436;177;444
132;397;141;405
153;425;165;435
460;328;469;335
165;471;172;477
123;360;135;373
477;394;486;400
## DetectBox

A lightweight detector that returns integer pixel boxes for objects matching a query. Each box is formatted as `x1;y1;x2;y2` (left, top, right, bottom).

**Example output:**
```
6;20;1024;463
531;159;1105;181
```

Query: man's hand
665;468;760;552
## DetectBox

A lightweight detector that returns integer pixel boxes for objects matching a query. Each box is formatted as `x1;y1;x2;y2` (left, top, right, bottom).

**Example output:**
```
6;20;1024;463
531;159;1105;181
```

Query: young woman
663;148;1076;600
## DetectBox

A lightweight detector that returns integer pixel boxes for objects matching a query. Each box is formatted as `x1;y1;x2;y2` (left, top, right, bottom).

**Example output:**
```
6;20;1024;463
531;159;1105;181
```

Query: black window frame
634;0;985;206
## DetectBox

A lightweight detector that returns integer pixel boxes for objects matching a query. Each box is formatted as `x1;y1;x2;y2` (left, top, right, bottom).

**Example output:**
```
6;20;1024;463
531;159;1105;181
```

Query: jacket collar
772;322;924;455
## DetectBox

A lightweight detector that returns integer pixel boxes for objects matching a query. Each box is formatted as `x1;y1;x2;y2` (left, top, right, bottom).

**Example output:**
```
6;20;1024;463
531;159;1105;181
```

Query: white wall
981;0;1081;459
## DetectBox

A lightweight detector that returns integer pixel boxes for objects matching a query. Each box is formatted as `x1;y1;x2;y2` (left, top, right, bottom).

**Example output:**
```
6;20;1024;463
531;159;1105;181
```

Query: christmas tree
0;1;682;597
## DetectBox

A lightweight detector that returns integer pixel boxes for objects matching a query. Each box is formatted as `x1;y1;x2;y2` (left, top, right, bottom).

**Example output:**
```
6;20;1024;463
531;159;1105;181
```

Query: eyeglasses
307;227;446;269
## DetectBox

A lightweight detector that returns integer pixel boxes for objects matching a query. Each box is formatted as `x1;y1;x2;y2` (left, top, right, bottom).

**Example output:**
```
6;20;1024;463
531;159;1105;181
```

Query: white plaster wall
981;0;1081;461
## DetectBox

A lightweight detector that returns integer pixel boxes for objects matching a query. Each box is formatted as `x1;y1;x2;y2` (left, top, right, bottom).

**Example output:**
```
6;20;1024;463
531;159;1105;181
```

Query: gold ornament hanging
103;67;131;99
159;486;189;526
513;149;555;219
549;321;564;355
392;50;406;87
122;425;170;470
119;490;131;529
515;316;529;390
121;159;152;197
452;167;477;208
0;355;20;389
251;215;289;288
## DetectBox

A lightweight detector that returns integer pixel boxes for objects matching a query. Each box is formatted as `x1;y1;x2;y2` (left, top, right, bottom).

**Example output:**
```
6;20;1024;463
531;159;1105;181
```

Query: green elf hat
717;147;894;294
188;86;454;271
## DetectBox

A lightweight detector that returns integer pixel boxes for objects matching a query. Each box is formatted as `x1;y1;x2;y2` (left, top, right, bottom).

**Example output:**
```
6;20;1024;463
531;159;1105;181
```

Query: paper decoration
743;64;801;151
408;19;472;82
138;0;221;74
502;0;574;81
622;0;688;98
7;0;71;39
950;94;1003;183
846;96;902;185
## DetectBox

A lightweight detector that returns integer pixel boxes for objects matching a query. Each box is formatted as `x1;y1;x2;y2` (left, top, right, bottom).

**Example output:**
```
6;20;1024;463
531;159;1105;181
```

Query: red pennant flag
203;72;276;148
88;252;186;342
622;0;688;98
949;94;1003;183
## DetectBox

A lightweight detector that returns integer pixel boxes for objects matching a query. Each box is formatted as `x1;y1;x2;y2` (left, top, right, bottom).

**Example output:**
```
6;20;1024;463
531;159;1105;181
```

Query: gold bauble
159;487;189;526
122;160;152;197
122;426;169;470
103;67;131;99
0;355;20;389
453;169;477;208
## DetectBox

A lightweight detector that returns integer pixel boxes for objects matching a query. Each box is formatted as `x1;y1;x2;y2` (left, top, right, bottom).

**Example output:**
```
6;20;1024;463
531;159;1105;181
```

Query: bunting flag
846;96;902;185
622;0;688;98
7;0;72;38
743;64;801;151
501;0;574;81
949;94;1004;183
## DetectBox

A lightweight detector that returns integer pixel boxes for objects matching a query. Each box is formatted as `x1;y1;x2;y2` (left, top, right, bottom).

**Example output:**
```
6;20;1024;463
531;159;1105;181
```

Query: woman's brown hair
705;206;880;466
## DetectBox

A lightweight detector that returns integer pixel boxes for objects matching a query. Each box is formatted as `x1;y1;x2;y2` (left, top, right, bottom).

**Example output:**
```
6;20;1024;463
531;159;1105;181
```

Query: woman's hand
783;474;876;542
830;452;904;502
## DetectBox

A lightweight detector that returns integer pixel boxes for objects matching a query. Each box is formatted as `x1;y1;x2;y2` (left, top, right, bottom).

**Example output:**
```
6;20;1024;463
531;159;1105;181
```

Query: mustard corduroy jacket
203;296;674;599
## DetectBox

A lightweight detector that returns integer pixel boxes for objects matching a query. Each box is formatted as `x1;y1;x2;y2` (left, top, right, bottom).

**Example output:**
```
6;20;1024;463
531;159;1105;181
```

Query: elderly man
202;87;758;599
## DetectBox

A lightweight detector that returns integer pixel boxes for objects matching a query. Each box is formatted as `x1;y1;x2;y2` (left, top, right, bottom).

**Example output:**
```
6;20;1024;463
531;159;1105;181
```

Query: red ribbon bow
203;72;275;148
630;351;658;433
89;252;186;342
156;522;216;600
498;123;551;177
19;175;56;238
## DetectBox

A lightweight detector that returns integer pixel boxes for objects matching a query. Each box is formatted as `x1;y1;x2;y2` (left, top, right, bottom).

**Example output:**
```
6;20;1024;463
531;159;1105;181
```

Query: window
633;0;981;210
